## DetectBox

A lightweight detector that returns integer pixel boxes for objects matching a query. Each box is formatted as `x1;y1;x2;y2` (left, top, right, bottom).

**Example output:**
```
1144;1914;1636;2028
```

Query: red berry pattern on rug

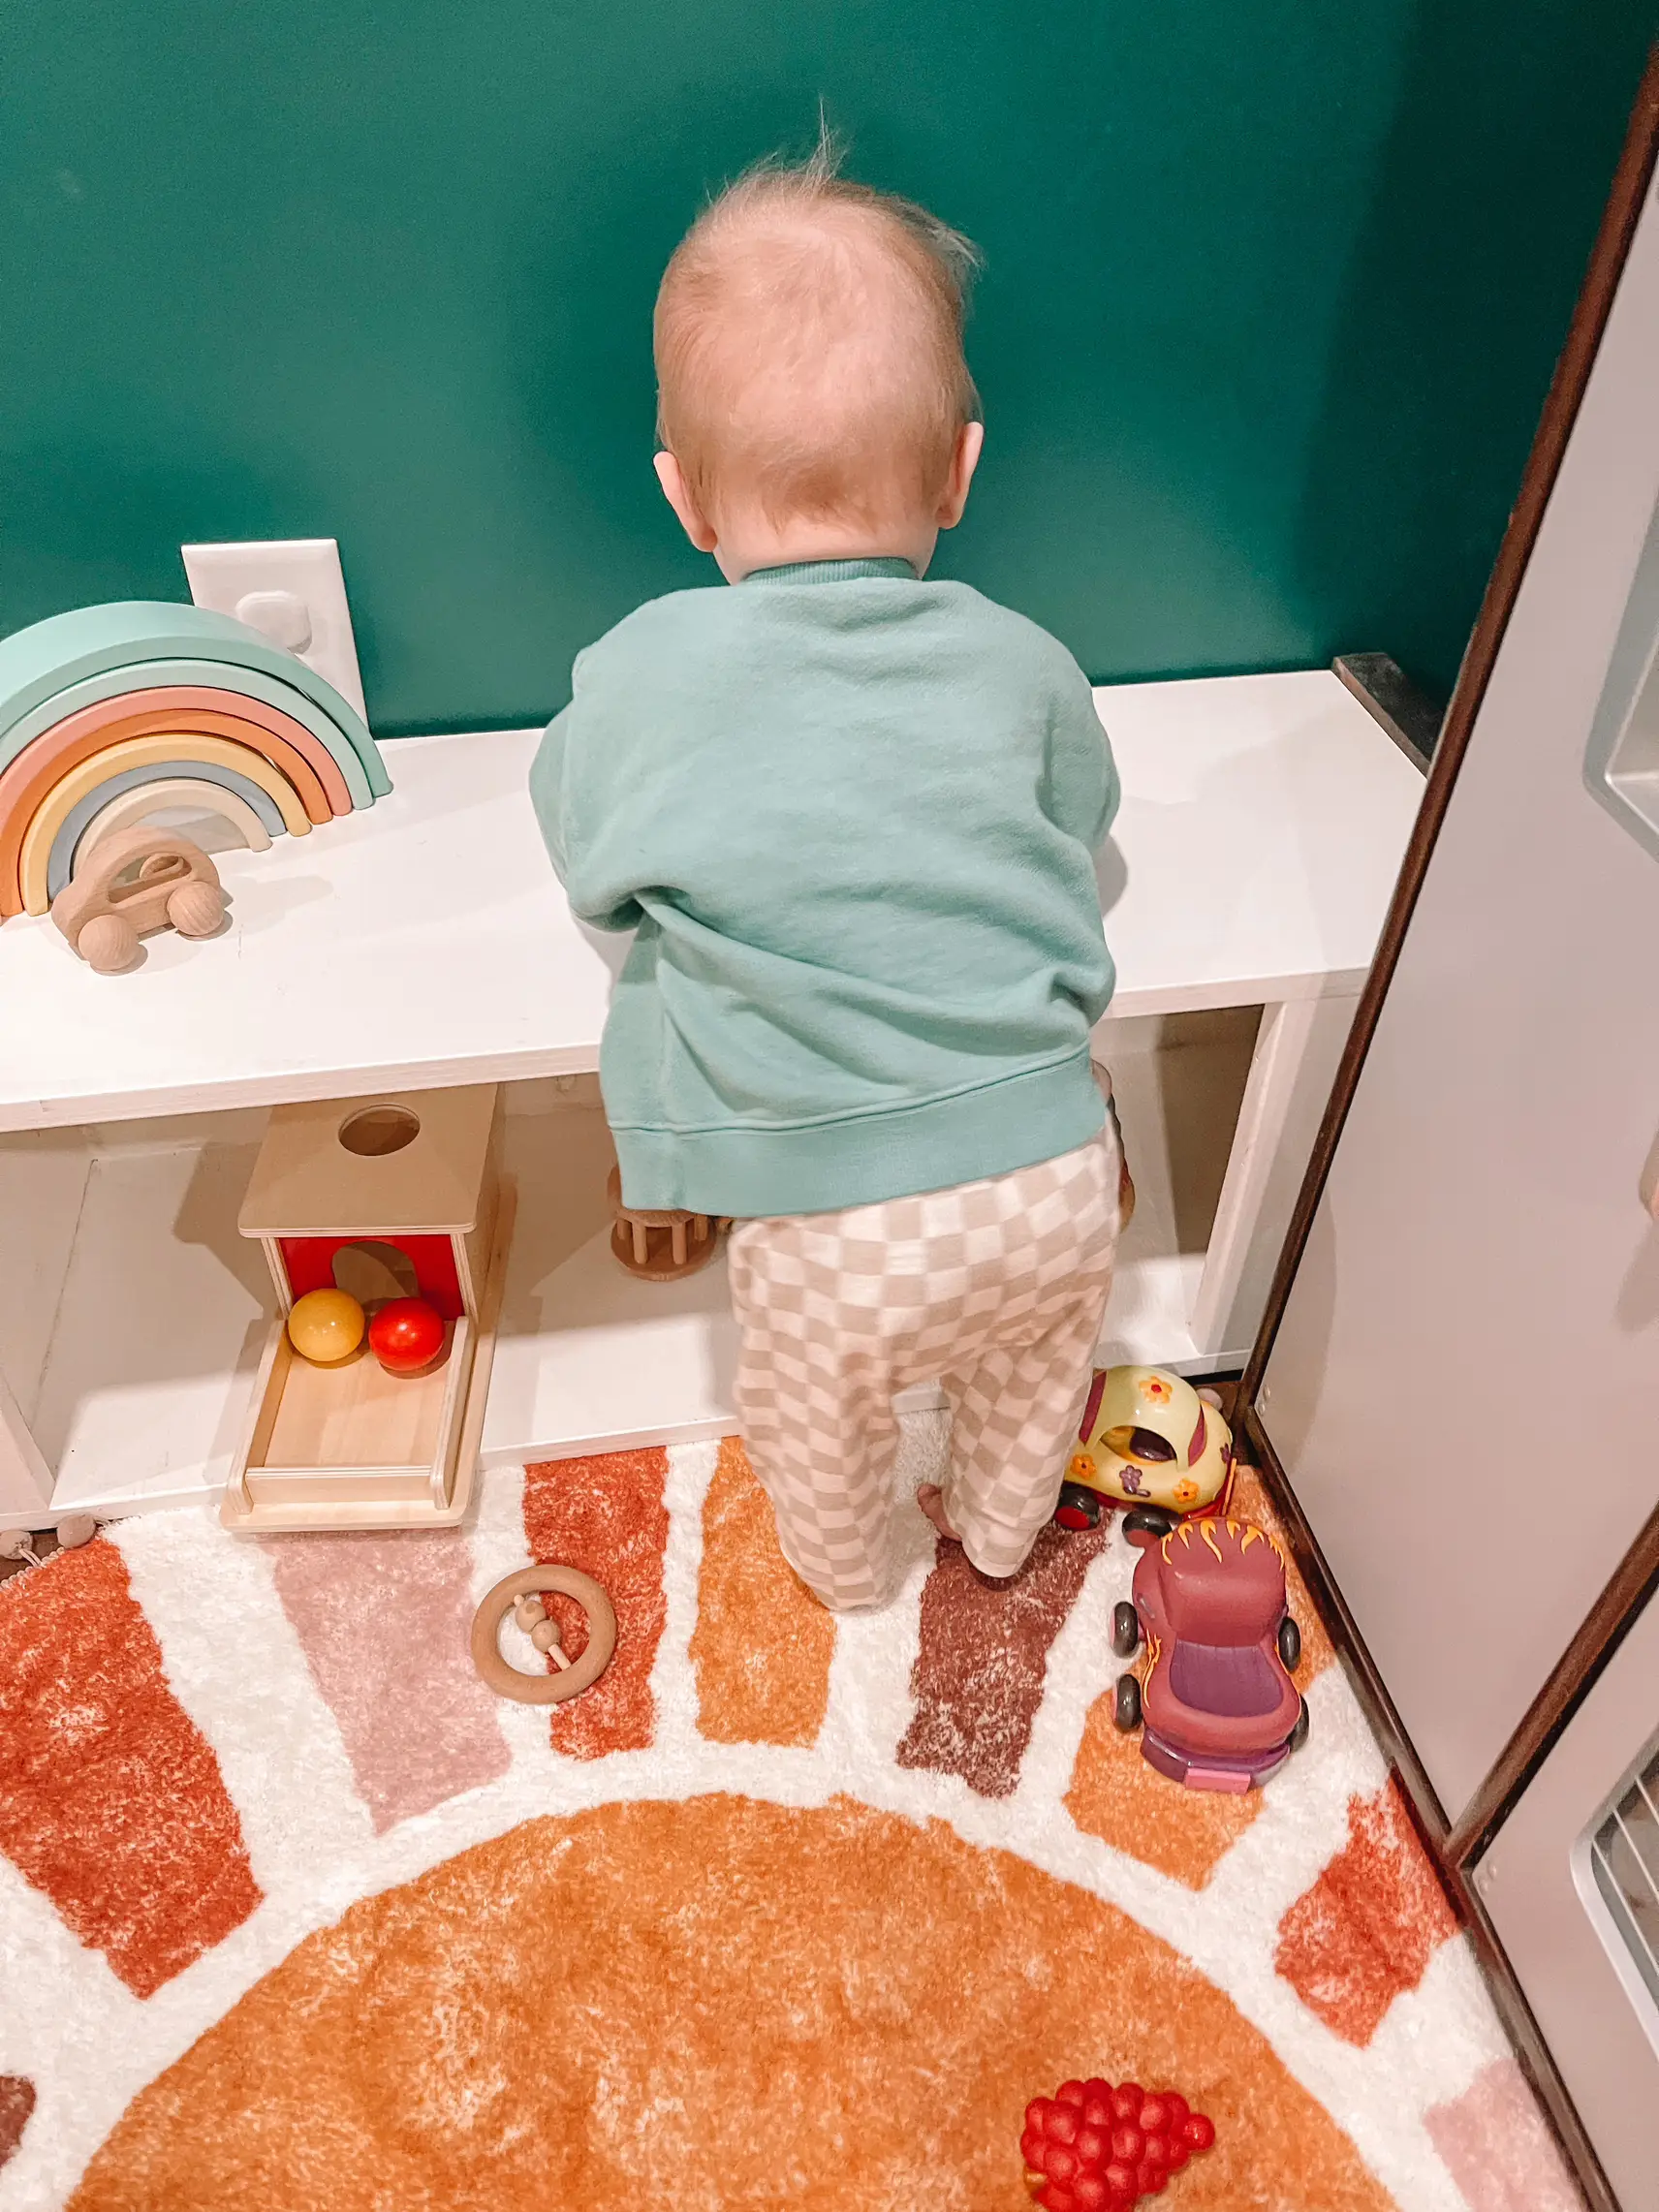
1021;2077;1216;2210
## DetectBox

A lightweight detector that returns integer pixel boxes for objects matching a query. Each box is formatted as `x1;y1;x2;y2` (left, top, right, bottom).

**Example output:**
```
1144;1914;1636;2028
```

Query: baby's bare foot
916;1482;961;1542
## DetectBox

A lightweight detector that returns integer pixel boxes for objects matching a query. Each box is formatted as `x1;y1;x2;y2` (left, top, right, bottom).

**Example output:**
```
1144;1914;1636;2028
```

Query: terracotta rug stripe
523;1449;670;1759
691;1438;834;1746
897;1520;1108;1798
266;1530;511;1833
1276;1777;1459;2044
0;1542;260;1998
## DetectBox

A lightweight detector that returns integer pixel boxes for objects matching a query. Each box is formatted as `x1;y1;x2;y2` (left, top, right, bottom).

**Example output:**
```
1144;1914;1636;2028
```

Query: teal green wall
1;3;1651;734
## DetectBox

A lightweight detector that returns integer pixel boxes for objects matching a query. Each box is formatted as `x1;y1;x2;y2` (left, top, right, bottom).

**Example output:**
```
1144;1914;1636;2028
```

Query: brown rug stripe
66;1794;1395;2212
0;1541;260;1998
897;1520;1109;1798
522;1449;670;1760
0;2077;35;2173
691;1437;834;1746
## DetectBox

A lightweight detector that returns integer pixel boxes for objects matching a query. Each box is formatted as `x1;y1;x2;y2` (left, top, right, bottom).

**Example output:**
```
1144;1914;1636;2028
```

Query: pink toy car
1111;1508;1307;1791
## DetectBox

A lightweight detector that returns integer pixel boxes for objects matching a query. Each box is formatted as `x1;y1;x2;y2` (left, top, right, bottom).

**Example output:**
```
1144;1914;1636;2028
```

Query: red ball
1161;2092;1189;2130
1140;2132;1170;2169
1081;2077;1113;2103
1110;2086;1143;2123
1056;2081;1088;2109
1165;2139;1191;2172
1183;2112;1216;2153
1081;2095;1113;2130
1022;2130;1045;2167
1076;2126;1106;2166
1073;2176;1109;2210
1109;2125;1143;2165
1043;2190;1076;2212
1136;2161;1169;2196
1138;2097;1170;2135
1026;2100;1052;2133
367;1296;446;1375
1046;2108;1080;2147
1101;2163;1137;2199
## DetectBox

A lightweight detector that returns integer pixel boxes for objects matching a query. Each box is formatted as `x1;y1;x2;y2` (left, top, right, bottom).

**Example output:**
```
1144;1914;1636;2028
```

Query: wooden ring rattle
469;1566;617;1704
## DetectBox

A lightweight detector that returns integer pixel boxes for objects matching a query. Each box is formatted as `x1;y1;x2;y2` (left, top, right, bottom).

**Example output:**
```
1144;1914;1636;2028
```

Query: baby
532;146;1124;1610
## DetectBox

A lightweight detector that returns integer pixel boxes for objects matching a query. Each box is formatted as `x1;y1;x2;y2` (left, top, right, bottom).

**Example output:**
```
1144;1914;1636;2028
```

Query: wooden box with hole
222;1085;514;1533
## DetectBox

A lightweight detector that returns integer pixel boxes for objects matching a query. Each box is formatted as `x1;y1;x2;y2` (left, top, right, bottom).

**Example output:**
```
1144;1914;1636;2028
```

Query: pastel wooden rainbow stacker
52;773;275;899
0;600;391;930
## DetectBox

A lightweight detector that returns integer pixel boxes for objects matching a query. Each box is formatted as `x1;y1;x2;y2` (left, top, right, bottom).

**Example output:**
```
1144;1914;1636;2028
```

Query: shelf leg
1188;993;1359;1360
0;1357;54;1528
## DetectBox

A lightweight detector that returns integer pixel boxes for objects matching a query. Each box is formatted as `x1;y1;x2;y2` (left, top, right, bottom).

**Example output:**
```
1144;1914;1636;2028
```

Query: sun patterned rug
0;1424;1583;2211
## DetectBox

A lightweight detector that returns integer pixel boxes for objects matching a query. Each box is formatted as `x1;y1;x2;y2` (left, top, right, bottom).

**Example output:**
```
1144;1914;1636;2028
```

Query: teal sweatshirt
530;557;1119;1218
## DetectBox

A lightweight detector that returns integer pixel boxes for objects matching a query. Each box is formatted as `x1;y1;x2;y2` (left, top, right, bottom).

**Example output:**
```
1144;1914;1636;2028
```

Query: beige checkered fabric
728;1126;1122;1609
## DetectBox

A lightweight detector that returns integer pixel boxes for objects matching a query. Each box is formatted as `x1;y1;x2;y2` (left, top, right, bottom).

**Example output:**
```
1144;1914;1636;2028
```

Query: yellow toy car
1055;1365;1235;1530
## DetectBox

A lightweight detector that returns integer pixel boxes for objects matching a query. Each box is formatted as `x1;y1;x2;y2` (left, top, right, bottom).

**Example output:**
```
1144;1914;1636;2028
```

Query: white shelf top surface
0;669;1422;1133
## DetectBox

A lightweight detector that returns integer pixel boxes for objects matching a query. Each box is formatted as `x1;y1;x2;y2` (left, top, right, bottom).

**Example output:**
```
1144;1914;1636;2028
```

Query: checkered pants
728;1127;1121;1609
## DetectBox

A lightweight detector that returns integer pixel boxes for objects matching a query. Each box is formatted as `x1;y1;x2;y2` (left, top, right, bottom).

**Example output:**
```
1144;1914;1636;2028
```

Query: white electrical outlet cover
180;538;368;723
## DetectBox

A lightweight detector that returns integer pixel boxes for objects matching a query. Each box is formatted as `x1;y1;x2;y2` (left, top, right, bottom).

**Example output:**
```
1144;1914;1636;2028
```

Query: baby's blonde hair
654;140;981;528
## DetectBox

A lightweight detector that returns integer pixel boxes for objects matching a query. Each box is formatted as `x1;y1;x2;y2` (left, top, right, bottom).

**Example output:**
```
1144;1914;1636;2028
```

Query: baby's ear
654;452;719;552
937;421;985;529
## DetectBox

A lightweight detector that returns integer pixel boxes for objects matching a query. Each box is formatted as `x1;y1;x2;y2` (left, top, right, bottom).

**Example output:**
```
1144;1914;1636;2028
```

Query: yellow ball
286;1288;365;1365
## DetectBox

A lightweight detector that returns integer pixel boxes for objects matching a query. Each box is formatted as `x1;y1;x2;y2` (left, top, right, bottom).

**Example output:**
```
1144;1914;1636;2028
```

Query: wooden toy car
1111;1509;1307;1791
1055;1366;1234;1530
49;824;225;972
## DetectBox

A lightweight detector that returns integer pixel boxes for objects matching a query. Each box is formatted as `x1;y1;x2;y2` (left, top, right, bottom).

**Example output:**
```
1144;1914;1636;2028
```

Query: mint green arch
0;603;389;799
0;660;378;809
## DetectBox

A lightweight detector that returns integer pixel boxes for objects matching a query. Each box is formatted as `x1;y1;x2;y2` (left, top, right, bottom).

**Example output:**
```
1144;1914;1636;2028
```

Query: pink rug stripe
266;1530;510;1832
1424;2059;1584;2212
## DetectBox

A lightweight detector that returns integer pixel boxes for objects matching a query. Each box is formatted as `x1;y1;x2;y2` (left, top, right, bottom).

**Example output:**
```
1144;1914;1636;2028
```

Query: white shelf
0;667;1423;1523
33;1070;1243;1517
0;670;1423;1134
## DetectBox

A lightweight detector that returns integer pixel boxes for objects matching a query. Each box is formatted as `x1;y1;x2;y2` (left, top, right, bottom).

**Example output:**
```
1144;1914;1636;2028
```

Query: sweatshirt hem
611;1050;1107;1218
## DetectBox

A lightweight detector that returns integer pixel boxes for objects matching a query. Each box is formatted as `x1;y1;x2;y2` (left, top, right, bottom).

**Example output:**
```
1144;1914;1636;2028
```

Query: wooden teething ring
469;1565;617;1704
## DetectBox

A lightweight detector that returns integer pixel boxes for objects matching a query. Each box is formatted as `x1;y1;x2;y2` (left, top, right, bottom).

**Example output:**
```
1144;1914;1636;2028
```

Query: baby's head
652;145;984;579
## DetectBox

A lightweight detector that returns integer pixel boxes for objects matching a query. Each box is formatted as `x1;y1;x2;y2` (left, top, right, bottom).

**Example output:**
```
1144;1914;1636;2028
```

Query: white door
1260;171;1659;1830
1475;1578;1659;2209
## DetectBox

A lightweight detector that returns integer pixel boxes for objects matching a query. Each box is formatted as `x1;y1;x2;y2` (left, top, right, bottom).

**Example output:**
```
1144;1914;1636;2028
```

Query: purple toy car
1111;1509;1307;1791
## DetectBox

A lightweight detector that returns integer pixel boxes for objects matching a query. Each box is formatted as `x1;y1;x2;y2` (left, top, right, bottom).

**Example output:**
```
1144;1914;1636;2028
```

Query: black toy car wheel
1111;1600;1140;1659
1121;1506;1177;1542
1054;1480;1102;1532
1288;1702;1310;1753
1277;1615;1301;1671
1113;1673;1143;1731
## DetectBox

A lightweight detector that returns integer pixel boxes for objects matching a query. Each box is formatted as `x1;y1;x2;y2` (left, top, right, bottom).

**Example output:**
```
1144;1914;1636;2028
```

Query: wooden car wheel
470;1565;617;1705
1111;1599;1141;1659
1113;1673;1143;1732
